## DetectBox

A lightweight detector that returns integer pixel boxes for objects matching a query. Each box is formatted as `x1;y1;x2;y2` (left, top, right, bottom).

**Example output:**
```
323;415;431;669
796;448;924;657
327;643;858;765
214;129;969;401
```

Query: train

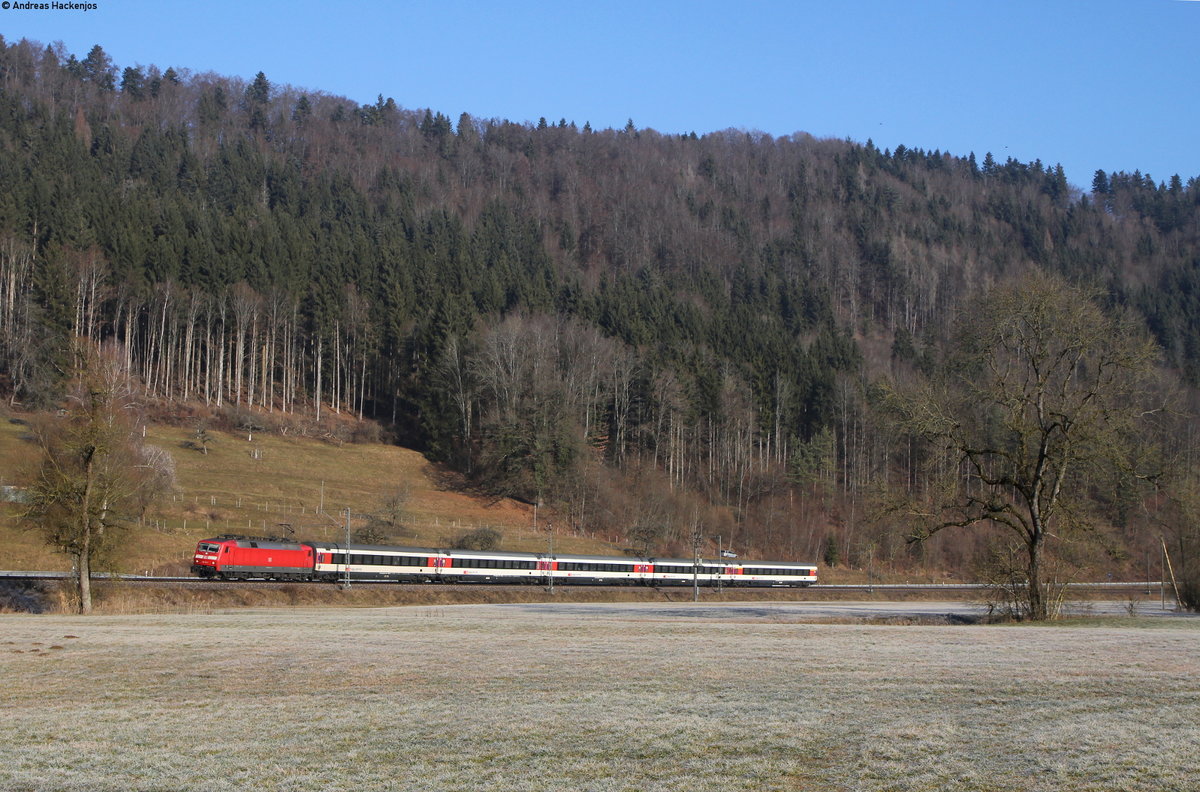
190;535;818;587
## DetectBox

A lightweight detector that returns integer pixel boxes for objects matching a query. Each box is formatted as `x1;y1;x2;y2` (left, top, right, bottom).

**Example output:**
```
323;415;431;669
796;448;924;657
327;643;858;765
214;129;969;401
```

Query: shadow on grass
860;613;989;626
0;579;57;613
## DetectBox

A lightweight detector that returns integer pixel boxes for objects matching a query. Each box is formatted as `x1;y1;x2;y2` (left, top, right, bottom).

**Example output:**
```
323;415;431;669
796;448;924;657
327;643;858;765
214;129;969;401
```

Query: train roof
304;541;813;567
200;536;304;551
737;560;817;568
310;541;638;563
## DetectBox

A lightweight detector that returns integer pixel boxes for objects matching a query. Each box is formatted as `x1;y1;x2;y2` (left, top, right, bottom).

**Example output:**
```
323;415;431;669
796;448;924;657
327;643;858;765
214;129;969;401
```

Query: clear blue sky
3;0;1198;189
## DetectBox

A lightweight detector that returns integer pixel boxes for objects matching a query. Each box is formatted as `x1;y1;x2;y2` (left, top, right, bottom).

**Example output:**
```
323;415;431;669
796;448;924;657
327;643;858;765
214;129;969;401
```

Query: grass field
2;604;1198;791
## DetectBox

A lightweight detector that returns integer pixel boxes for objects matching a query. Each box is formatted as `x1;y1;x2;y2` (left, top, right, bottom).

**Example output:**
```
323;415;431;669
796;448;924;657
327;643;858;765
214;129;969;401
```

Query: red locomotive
191;536;315;581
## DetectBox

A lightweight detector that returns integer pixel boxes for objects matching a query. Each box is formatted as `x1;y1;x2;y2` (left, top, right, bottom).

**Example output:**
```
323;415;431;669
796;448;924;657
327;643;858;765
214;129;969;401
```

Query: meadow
2;603;1198;791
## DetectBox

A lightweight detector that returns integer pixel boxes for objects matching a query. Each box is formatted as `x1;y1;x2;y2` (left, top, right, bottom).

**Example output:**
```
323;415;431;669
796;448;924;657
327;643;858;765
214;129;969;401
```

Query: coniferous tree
81;44;116;90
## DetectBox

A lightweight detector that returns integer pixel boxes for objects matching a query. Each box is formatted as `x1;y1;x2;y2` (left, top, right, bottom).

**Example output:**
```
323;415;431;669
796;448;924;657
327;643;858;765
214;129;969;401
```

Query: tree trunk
76;542;92;615
77;449;96;615
315;336;322;422
1027;529;1046;620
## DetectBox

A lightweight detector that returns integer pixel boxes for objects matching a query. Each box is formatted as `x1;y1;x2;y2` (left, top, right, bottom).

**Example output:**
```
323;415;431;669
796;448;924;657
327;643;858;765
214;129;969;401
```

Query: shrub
451;527;502;551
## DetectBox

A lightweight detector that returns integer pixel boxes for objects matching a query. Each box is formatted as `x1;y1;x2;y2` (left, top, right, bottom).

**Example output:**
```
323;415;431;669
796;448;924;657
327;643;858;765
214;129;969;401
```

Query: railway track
0;570;1166;597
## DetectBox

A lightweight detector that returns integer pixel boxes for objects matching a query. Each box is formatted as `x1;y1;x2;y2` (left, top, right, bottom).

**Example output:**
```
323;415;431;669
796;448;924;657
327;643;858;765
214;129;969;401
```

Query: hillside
0;406;622;575
1;38;1198;582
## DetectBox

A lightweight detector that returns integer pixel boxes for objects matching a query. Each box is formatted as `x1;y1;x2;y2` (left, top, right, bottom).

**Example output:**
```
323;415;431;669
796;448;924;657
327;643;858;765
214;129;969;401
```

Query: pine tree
245;71;271;132
81;45;116;90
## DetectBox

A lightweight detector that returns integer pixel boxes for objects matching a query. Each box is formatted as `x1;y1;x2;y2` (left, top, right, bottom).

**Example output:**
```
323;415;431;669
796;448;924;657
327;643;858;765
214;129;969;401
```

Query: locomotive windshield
198;543;221;553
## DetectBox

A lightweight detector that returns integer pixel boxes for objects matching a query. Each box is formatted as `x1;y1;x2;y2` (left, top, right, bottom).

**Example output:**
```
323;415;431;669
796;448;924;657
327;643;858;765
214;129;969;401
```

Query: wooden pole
1162;536;1181;610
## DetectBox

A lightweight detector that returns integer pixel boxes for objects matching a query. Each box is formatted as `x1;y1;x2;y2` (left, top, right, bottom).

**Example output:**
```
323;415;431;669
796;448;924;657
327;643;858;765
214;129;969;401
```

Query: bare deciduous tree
359;483;413;543
886;275;1160;619
21;344;171;613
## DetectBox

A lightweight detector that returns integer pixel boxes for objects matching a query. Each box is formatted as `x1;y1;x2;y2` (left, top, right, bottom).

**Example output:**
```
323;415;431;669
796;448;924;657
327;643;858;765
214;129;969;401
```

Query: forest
2;37;1199;590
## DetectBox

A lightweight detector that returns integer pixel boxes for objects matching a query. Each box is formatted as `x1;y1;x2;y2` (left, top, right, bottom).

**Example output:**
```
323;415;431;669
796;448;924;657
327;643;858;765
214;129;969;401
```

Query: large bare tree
887;275;1160;619
22;344;169;613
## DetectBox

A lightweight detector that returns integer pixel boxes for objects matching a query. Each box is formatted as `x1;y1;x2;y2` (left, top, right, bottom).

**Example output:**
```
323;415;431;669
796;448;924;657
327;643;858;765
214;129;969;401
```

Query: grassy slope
0;410;617;574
